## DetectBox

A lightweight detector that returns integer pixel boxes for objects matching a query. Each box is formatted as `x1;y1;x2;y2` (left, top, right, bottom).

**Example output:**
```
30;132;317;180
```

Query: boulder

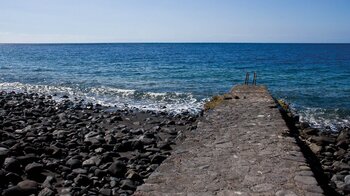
25;162;43;175
17;180;39;194
107;161;126;177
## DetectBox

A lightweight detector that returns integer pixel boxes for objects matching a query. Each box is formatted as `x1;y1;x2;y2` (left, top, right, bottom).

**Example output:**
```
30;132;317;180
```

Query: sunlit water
0;43;349;130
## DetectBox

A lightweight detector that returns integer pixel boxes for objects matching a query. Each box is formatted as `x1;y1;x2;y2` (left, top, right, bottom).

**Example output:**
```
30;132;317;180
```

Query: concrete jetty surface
135;85;324;196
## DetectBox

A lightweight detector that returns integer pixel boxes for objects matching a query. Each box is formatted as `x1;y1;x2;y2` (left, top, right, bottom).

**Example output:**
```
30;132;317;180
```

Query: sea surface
0;43;349;131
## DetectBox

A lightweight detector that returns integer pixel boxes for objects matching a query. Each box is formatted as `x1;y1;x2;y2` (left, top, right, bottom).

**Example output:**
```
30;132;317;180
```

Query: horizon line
1;41;350;45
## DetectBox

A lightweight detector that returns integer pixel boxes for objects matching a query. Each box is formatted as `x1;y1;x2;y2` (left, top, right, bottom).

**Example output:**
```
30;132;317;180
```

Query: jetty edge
135;85;325;195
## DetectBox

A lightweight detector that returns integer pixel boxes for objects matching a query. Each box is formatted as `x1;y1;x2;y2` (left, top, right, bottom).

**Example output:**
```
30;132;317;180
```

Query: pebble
25;162;43;174
17;180;39;194
0;92;198;195
66;158;81;169
108;161;127;177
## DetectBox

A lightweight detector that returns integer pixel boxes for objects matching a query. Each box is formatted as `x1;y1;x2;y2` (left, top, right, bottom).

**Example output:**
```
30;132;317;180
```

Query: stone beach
0;91;198;195
1;86;350;196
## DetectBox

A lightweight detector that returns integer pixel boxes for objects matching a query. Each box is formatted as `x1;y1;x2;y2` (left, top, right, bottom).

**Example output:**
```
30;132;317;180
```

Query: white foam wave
289;104;350;131
0;82;205;114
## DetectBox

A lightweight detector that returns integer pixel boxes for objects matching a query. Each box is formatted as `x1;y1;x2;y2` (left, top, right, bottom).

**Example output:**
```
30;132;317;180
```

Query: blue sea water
0;43;349;130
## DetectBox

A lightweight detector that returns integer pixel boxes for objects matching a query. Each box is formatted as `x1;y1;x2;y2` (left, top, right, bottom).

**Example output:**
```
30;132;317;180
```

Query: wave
1;82;349;130
289;104;350;132
0;82;205;114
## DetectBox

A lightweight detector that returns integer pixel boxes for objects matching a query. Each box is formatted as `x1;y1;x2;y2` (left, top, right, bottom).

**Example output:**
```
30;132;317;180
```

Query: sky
0;0;349;43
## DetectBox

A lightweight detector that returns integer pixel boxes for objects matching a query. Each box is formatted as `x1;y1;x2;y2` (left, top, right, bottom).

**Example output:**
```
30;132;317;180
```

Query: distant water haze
0;43;349;130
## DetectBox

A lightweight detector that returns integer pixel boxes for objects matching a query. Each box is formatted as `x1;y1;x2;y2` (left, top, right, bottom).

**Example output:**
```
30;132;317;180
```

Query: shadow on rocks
277;104;341;196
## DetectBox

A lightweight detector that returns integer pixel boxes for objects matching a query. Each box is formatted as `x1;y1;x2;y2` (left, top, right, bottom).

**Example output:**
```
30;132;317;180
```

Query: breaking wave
289;104;350;132
0;82;205;114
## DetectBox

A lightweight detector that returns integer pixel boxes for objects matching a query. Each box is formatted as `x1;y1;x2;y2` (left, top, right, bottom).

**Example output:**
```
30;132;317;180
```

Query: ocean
0;43;349;130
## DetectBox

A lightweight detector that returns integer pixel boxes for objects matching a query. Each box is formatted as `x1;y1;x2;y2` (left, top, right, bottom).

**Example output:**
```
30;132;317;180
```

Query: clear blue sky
0;0;349;43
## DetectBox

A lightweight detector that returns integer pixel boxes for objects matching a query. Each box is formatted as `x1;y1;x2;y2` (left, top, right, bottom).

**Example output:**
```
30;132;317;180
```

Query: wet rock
337;130;350;149
301;127;318;136
333;161;350;171
310;136;336;146
309;143;322;154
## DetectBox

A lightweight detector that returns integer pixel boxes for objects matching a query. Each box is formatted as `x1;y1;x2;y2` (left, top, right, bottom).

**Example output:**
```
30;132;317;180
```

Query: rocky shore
278;99;350;195
0;91;199;196
297;123;350;195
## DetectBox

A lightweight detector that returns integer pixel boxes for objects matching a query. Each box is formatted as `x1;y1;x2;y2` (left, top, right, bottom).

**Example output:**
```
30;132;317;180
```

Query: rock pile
0;91;198;195
298;122;350;195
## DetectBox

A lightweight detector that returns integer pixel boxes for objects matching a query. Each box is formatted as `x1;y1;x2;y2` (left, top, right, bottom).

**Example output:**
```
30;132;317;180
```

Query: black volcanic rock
108;161;126;177
0;91;199;195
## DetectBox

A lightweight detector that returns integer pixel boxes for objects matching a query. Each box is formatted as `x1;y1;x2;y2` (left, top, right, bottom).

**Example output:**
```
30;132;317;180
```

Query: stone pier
135;85;324;196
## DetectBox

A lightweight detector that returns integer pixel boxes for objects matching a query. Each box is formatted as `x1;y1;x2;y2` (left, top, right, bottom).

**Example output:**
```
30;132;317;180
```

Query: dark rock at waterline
297;123;350;195
336;129;350;149
310;135;336;146
301;127;319;136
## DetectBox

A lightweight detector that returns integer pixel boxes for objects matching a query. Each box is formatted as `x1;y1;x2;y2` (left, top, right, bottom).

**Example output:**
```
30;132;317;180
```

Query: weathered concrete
135;85;324;196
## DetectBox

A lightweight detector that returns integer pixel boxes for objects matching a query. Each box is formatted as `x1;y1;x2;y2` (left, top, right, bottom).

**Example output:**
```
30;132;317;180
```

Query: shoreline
280;101;350;195
1;90;350;195
0;91;199;195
